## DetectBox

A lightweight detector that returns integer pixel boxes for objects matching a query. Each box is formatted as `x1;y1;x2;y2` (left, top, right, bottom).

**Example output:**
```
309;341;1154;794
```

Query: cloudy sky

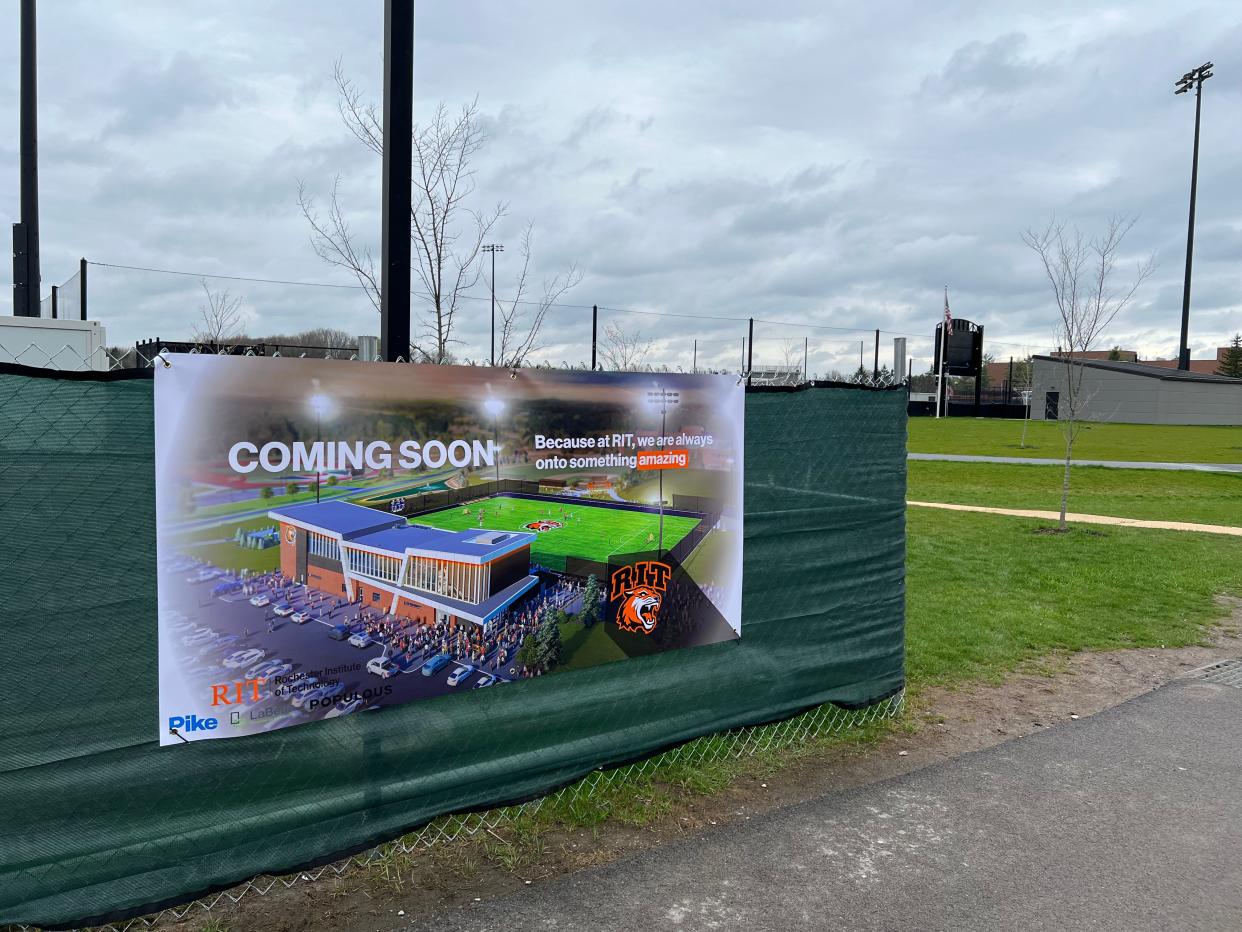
1;1;1239;374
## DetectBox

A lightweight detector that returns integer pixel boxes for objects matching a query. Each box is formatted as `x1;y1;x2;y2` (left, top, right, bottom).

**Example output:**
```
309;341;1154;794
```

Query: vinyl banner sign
155;355;743;744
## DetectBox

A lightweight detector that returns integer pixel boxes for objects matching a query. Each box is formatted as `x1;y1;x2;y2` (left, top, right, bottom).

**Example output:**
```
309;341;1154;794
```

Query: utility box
0;316;109;370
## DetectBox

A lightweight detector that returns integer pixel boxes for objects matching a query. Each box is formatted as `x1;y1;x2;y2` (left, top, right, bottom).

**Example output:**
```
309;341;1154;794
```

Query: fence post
803;336;808;382
873;328;879;379
50;284;57;319
79;257;88;320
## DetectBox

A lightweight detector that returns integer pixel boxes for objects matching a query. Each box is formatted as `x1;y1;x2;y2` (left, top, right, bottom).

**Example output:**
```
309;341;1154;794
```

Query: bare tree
599;321;656;371
192;280;244;345
1022;216;1154;528
300;63;577;364
494;222;583;368
1013;355;1035;448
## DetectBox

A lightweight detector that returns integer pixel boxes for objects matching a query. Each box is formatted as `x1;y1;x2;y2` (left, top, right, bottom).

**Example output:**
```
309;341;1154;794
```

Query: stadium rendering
269;500;541;628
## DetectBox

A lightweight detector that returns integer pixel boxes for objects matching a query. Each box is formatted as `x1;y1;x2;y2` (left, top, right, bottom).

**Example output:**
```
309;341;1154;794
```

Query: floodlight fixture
1173;61;1215;370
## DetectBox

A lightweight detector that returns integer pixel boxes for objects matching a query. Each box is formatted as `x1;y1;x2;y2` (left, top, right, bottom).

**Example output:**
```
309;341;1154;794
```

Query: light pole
483;243;504;366
483;396;505;484
646;386;680;555
1174;61;1213;371
309;392;331;503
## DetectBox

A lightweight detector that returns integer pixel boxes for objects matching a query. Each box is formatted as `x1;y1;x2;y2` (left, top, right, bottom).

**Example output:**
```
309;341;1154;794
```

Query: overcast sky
2;1;1239;374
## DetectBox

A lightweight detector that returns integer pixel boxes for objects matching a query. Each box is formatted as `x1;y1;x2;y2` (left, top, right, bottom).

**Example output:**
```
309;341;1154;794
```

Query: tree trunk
1020;405;1029;448
1059;431;1073;530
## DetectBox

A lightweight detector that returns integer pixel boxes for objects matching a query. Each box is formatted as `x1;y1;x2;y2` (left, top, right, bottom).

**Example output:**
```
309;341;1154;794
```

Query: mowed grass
908;418;1242;464
412;496;700;571
908;460;1242;527
906;507;1242;684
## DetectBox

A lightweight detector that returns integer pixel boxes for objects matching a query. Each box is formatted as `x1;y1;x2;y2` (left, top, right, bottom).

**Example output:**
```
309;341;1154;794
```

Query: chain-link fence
0;357;907;929
4;691;902;932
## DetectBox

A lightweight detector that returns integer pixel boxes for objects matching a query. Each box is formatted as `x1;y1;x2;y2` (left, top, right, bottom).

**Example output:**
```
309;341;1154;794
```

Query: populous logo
390;497;406;514
285;525;296;544
523;520;563;532
611;560;671;635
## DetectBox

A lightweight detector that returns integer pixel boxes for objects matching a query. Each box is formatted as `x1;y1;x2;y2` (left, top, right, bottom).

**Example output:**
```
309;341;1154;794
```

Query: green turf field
411;496;701;571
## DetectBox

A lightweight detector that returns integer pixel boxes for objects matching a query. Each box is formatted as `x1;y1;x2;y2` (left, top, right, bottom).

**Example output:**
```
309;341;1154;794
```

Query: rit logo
210;678;267;706
610;561;671;601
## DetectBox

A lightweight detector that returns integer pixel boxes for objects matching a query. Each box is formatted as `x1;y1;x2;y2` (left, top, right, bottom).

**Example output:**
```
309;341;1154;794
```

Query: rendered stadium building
268;501;540;628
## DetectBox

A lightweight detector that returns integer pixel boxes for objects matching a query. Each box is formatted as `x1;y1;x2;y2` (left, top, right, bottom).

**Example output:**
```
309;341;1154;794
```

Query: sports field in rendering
411;495;702;571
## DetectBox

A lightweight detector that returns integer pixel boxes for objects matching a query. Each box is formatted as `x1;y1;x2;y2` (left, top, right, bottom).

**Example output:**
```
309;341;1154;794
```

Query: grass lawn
412;496;700;571
169;517;282;574
906;507;1242;684
179;538;281;575
908;460;1242;526
908;418;1242;464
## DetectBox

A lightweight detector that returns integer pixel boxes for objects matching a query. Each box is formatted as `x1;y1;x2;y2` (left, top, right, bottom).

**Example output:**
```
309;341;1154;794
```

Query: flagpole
935;285;949;418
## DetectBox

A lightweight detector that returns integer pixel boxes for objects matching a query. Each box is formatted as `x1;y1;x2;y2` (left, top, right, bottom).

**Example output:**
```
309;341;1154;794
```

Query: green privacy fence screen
0;366;906;929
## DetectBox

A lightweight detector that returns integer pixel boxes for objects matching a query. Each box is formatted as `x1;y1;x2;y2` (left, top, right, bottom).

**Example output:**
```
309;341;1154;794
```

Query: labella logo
168;714;218;734
610;560;671;635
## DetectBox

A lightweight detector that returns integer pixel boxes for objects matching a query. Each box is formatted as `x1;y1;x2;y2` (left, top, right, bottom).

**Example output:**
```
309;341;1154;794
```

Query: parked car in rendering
249;594;270;608
325;696;365;718
290;610;312;624
421;653;453;677
446;664;473;687
327;624;351;641
348;631;374;649
474;673;497;689
223;647;266;670
292;681;345;710
366;656;402;679
272;602;295;617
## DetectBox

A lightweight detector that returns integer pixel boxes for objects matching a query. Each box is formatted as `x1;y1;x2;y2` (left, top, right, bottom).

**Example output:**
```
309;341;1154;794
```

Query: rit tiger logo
611;560;671;635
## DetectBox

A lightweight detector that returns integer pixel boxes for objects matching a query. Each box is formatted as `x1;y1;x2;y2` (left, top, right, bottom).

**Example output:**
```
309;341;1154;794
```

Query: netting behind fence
0;368;906;928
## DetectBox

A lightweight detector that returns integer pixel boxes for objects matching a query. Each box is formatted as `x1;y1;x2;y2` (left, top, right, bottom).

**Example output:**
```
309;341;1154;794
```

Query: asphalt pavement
405;674;1242;932
909;452;1242;473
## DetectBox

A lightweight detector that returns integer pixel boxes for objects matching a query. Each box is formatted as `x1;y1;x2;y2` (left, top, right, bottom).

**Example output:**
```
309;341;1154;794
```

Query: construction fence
0;363;907;929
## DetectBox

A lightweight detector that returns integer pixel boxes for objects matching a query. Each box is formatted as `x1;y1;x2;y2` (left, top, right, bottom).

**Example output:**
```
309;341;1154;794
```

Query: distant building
1031;355;1242;426
987;346;1233;396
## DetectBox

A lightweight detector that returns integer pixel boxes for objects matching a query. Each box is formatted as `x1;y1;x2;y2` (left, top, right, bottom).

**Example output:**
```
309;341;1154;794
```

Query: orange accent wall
394;597;436;625
307;565;346;597
279;523;297;579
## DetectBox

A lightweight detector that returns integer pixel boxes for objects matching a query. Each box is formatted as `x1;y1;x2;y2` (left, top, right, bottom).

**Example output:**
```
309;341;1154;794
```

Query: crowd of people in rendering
228;561;611;680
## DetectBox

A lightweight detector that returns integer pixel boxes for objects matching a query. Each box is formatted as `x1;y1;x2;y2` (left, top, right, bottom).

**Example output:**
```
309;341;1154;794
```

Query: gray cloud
1;0;1239;374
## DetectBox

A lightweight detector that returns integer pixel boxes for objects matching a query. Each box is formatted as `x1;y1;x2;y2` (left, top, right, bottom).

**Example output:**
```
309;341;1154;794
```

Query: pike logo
611;560;671;635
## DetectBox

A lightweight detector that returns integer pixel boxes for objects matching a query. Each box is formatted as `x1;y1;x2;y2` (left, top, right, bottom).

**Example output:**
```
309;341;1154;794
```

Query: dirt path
908;500;1242;536
147;609;1241;932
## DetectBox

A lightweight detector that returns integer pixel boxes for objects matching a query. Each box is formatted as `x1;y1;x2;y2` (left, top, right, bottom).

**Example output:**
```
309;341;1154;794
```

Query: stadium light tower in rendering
483;243;504;366
1174;61;1213;371
482;395;505;483
309;390;333;503
646;385;680;555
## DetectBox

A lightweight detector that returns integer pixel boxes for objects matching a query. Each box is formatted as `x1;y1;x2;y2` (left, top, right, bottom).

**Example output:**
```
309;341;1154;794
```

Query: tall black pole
13;0;40;317
873;328;879;379
380;0;414;362
489;247;496;366
1178;77;1205;371
803;336;808;382
590;304;598;370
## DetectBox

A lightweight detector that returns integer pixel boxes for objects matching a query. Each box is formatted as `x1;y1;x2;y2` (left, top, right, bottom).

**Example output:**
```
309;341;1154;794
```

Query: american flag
943;286;952;334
